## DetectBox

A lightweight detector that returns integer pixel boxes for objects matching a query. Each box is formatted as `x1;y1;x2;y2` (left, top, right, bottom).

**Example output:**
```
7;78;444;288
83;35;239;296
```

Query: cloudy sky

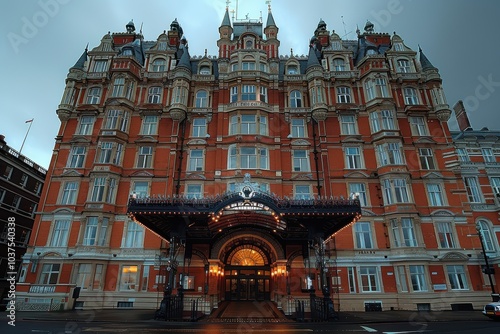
2;0;500;169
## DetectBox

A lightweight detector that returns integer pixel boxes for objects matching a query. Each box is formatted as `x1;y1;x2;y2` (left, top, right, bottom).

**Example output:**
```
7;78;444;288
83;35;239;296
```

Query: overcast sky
2;0;500;169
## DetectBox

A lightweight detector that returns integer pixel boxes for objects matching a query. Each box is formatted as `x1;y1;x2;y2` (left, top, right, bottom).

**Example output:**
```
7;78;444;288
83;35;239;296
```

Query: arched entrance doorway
221;236;275;301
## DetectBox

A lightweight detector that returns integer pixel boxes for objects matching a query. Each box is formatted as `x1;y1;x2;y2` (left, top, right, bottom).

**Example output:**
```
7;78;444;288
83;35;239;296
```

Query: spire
221;7;231;27
419;46;437;71
306;45;321;70
176;46;191;71
71;45;88;70
266;8;276;28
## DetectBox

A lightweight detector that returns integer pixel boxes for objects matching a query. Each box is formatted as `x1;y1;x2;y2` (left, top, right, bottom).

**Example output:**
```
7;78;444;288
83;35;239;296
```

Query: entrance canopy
127;187;361;242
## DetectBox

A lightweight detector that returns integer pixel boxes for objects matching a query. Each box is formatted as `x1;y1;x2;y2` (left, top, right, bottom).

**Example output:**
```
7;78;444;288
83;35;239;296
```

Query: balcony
227;70;270;81
311;102;329;121
225;101;271;113
434;104;452;122
168;103;187;120
56;104;74;121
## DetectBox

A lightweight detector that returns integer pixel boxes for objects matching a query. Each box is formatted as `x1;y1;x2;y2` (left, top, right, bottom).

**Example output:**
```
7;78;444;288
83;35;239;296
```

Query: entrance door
239;278;248;300
225;268;270;301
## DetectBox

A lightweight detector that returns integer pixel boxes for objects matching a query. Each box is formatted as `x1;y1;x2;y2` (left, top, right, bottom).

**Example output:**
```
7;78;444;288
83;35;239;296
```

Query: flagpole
20;118;34;154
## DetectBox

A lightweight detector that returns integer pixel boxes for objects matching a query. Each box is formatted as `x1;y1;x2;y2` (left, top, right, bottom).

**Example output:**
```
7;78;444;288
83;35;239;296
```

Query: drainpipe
311;117;322;197
175;117;187;195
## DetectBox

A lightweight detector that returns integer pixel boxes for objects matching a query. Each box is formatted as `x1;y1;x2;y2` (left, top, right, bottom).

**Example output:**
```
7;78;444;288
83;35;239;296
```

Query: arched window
195;90;208;108
287;64;299;75
337;86;352;103
199;65;211;75
476;220;495;252
150;58;166;72
397;59;411;73
290;90;302;108
404;87;419;105
332;58;346;71
147;86;162;104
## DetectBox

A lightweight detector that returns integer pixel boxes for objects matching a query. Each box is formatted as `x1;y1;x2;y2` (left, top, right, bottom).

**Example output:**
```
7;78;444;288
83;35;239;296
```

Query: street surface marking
360;326;378;332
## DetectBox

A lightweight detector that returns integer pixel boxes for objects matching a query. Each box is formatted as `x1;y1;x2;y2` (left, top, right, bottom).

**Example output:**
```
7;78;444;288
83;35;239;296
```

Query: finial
85;43;89;51
266;0;272;12
204;49;207;57
226;0;231;9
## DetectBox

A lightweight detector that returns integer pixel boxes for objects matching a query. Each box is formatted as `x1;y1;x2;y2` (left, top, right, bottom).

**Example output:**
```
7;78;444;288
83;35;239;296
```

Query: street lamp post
476;225;497;300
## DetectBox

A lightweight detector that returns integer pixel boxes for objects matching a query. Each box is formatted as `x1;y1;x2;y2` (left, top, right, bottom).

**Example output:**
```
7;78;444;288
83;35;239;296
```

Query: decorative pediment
430;209;455;217
52;208;75;215
186;173;206;180
290;173;313;181
414;137;437;144
440;252;469;261
70;136;92;144
340;135;363;143
187;139;207;146
361;209;376;216
61;169;84;177
344;171;370;178
130;170;155;177
421;172;444;179
134;136;158;143
290;139;311;146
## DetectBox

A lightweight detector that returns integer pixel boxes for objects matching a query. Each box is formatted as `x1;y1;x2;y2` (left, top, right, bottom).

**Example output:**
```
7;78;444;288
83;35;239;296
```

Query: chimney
453;100;472;131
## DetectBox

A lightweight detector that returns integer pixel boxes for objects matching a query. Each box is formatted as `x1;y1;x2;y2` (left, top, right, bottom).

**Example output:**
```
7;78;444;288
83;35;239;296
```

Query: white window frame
409;116;429;136
137;146;153;168
60;181;78;205
192;118;207;137
409;265;427;292
437;222;456;249
354;222;374;249
447;265;469;290
188;149;204;171
49;219;70;247
345;147;362;169
419;148;436;170
292;150;310;172
427;183;445;206
359;266;380;292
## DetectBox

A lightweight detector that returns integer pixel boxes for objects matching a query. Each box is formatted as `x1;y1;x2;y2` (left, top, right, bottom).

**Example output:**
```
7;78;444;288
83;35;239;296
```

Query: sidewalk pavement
15;308;488;324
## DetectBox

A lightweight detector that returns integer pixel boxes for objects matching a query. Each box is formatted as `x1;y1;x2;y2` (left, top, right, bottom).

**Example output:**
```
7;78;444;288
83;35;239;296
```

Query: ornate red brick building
17;7;499;314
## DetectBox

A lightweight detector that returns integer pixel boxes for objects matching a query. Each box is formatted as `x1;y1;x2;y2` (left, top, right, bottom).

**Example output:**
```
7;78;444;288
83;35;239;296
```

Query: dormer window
393;43;404;51
366;49;377;56
122;48;133;56
150;58;166;72
199;65;211;75
332;58;346;71
397;59;411;73
287;65;299;75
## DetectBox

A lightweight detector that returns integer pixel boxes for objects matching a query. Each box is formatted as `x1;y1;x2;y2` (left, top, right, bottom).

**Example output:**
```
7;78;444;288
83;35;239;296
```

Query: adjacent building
0;135;47;310
17;7;499;313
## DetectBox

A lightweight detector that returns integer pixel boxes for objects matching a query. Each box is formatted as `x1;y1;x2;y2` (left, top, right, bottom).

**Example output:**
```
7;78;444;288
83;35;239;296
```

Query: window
132;181;148;199
290;90;302;108
49;219;70;247
20;174;28;187
409;265;427;292
98;142;113;164
188;149;204;171
92;60;107;72
60;181;78;205
124;222;144;248
340;115;357;134
192;118;207;137
287;65;299;74
464;176;482;203
83;217;108;246
76;264;92;290
38;264;60;284
457;148;470;162
369;110;395;132
359;266;379;292
229;115;267;135
141;116;158;135
34;181;42;195
404;87;419;105
141;265;150;291
77;116;95;135
419;148;436;170
199;65;210;75
365;77;389;101
310;85;324;104
393;43;404;51
230;86;238;103
90;177;106;202
242;85;256;101
477;220;495;251
171;86;187;104
260;86;268;103
182;275;195;290
104;110;129;132
382;178;410;204
93;264;104;290
396;266;408;292
186;184;202;199
2;165;13;179
377;142;404;166
12;195;21;210
332;58;346;71
120;265;138;290
292;150;310;172
447;265;468;290
347;267;357;293
242;61;255;70
230;63;239;72
291;118;306;138
427;183;444;206
409;116;428;136
349;183;368;207
337;86;352;103
111;77;125;97
482;148;495;163
437;222;456;248
345;147;362;169
137;146;153;168
354;222;373;249
397;59;411;73
68;146;86;168
147;86;162;104
295;185;311;199
86;87;101;104
391;218;417;247
195;90;208;108
491;177;500;197
150;58;166;72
